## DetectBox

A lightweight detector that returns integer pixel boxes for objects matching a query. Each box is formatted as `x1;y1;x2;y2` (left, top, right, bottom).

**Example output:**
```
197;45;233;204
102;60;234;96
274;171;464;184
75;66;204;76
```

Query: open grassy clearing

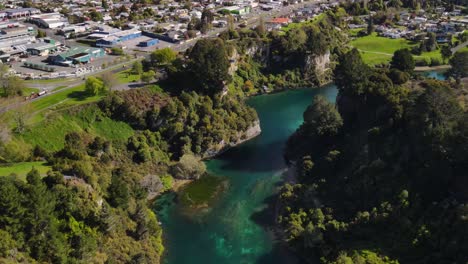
117;69;141;84
351;33;443;65
0;161;51;180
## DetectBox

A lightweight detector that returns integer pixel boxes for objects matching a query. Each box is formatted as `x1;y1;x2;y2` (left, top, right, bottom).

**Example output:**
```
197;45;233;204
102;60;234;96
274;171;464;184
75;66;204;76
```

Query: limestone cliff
203;121;261;159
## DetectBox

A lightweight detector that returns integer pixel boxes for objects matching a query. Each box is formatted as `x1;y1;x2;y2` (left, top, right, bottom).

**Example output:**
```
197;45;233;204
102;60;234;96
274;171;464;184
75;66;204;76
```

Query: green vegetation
350;33;442;65
0;161;50;179
179;174;226;208
21;105;134;151
117;69;141;84
281;49;468;264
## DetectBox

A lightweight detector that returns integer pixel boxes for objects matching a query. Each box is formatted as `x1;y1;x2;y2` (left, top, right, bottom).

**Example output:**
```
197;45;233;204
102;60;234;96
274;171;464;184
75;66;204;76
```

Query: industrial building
29;13;69;29
138;38;159;47
0;26;36;48
25;42;57;56
95;29;142;47
47;46;105;66
3;8;40;19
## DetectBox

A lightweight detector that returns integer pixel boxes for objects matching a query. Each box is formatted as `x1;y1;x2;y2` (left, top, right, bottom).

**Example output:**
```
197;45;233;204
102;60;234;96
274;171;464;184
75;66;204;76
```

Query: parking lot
9;50;127;78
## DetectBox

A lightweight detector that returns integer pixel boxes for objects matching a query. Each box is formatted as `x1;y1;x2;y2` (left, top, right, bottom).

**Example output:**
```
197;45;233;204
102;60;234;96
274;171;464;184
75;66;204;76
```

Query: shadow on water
215;140;287;173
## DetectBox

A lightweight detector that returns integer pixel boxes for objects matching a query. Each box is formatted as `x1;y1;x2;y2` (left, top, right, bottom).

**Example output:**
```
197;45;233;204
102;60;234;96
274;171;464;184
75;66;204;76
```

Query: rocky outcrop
203;121;261;159
304;50;332;86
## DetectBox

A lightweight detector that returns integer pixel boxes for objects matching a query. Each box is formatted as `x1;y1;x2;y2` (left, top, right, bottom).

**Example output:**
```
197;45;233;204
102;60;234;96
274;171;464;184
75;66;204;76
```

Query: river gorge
154;71;445;264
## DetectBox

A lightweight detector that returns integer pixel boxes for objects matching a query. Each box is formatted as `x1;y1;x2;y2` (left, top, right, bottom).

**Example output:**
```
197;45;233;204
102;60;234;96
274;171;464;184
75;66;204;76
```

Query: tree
200;9;214;34
447;50;468;79
390;48;415;73
88;10;103;21
170;154;206;180
188;38;230;95
424;32;437;51
388;68;410;84
85;76;106;95
132;61;143;76
100;72;118;92
367;16;374;35
440;45;452;63
107;171;129;208
255;16;266;37
334;48;371;96
102;0;109;9
141;70;156;84
36;30;47;38
110;47;124;55
1;65;24;97
150;48;177;66
302;95;343;137
283;28;307;53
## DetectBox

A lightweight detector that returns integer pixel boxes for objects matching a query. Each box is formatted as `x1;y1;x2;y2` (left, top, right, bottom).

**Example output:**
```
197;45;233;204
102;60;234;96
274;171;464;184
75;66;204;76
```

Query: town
0;0;466;83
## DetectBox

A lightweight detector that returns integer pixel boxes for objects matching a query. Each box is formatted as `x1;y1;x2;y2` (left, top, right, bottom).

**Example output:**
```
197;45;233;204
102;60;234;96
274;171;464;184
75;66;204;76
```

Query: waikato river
154;71;445;264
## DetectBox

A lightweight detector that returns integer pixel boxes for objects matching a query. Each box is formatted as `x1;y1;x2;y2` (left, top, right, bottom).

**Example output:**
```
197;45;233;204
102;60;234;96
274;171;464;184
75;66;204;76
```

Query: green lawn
0;161;51;180
0;87;39;97
24;77;77;85
117;70;141;84
350;33;443;65
281;13;326;33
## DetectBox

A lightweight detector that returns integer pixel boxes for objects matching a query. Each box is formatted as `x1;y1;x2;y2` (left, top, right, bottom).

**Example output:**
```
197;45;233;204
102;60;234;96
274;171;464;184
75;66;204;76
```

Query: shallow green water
154;84;337;264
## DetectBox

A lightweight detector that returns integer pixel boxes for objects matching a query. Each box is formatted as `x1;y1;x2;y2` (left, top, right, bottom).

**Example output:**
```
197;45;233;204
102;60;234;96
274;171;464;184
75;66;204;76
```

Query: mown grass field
117;70;141;84
0;161;51;180
350;33;443;65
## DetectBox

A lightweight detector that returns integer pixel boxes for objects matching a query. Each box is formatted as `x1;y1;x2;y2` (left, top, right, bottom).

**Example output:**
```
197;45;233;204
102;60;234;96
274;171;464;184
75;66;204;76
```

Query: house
48;46;105;65
266;17;291;30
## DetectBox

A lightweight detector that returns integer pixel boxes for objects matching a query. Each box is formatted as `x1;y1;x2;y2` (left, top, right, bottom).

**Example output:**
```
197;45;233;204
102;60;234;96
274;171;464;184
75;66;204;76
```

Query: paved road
451;40;468;54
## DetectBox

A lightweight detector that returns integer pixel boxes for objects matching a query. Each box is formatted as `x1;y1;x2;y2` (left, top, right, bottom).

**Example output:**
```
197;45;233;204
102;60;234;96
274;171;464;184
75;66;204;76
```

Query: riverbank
414;65;450;72
203;121;262;160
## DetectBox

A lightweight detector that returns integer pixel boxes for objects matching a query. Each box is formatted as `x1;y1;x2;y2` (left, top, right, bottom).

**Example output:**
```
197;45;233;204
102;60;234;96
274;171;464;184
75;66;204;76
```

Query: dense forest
281;48;468;263
0;34;259;263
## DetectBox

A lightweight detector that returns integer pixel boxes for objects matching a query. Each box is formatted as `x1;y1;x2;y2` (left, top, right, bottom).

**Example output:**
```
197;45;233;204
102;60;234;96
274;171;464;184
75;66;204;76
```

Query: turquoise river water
154;70;445;264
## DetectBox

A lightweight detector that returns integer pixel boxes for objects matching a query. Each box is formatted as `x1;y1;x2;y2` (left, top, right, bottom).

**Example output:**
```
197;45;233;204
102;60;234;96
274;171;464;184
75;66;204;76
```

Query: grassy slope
0;161;51;179
350;33;443;65
21;107;134;151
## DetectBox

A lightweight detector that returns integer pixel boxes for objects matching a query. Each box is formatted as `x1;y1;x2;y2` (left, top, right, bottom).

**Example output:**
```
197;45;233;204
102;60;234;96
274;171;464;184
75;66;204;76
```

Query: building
95;29;142;47
219;6;251;15
47;46;105;65
266;17;291;30
0;26;36;48
5;8;40;19
29;13;69;29
26;42;57;56
138;38;159;47
59;24;89;38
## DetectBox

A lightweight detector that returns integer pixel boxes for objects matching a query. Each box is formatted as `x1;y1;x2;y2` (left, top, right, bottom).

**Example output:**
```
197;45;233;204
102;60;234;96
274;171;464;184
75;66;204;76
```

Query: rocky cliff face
203;121;261;159
236;40;333;87
304;50;333;85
